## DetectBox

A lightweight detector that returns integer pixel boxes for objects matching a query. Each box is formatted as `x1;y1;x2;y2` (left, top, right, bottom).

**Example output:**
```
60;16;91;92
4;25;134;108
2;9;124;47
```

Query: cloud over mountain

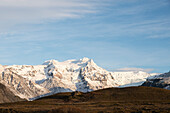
115;67;154;73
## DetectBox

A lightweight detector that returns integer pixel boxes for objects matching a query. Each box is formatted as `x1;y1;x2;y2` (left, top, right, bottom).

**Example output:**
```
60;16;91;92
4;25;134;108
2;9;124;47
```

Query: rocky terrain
0;83;25;103
0;58;158;100
142;71;170;90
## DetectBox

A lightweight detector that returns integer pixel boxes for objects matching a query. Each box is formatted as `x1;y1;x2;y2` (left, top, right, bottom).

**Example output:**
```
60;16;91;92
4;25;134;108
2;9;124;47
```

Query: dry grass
0;86;169;113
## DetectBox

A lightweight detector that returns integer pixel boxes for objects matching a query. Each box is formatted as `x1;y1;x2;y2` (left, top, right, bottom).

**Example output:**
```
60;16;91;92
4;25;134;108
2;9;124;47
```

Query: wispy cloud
115;67;154;73
0;0;96;29
111;0;168;16
0;0;170;73
148;33;170;39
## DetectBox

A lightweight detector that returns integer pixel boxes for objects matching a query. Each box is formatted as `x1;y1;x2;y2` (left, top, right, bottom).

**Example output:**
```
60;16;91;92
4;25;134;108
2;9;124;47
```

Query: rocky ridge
142;71;170;90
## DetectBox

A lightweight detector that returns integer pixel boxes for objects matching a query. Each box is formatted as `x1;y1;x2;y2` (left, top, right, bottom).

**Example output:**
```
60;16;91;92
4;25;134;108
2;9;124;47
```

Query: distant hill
0;86;169;113
38;86;170;102
0;83;25;103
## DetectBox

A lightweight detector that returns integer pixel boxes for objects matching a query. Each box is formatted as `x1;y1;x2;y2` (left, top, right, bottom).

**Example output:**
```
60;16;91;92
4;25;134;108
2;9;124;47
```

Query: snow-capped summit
42;57;98;72
81;57;90;62
0;58;158;100
43;59;59;65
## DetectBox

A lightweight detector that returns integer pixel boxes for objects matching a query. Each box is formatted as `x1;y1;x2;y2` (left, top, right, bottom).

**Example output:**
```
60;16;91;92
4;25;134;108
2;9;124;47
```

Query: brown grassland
0;86;170;113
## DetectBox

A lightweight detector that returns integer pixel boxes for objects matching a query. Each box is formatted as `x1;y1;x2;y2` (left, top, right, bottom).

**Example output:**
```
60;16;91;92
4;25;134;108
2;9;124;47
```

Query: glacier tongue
0;58;158;100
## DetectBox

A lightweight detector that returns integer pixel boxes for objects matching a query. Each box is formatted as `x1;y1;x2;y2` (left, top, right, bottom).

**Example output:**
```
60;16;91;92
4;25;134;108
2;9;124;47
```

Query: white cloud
115;67;154;72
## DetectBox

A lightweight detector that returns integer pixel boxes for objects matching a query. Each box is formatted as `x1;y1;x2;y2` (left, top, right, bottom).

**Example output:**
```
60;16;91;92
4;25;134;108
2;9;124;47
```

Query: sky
0;0;170;73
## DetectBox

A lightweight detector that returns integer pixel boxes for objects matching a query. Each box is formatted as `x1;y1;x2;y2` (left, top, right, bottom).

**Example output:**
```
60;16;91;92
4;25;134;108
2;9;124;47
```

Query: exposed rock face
0;83;25;103
142;71;170;90
0;58;157;100
0;65;50;100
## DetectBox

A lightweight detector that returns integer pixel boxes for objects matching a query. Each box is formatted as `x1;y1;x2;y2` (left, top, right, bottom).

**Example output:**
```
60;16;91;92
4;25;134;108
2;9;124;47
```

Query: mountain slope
0;86;169;113
142;71;170;89
0;58;158;100
0;65;50;100
0;83;25;103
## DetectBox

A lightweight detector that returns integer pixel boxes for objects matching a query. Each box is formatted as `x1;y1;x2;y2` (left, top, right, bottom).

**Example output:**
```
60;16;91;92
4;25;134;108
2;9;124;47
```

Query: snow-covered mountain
0;57;158;100
142;71;170;90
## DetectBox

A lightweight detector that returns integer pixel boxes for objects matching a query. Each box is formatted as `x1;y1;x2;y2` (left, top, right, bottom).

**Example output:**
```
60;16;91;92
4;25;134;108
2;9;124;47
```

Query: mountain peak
79;57;96;66
43;58;97;68
43;59;58;65
81;57;90;62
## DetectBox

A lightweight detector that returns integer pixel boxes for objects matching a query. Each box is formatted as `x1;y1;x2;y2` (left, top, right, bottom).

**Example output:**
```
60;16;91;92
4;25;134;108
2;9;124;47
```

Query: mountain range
0;57;159;100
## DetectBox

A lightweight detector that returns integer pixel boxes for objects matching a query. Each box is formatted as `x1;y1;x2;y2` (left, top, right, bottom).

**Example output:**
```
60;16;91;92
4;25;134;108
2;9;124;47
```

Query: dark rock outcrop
142;71;170;90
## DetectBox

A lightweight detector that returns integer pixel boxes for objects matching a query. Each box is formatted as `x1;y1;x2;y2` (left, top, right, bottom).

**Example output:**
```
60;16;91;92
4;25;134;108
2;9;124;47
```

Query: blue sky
0;0;170;73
